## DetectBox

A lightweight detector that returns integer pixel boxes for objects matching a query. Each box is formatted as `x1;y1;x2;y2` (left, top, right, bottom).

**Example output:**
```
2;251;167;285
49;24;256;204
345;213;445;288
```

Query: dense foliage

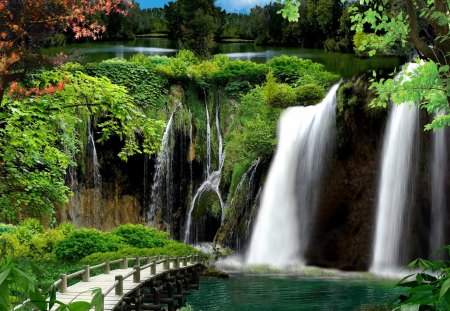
279;0;449;131
0;66;166;223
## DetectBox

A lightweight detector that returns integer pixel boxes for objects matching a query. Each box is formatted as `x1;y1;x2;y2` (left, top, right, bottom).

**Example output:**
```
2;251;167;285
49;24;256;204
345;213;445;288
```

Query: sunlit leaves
0;68;166;223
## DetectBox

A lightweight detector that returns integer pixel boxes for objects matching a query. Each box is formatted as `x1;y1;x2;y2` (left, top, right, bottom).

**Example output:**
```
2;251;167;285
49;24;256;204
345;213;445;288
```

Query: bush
268;55;339;88
80;242;206;265
156;50;199;79
56;222;75;236
294;84;326;105
86;59;167;106
54;228;125;261
0;233;30;257
213;60;268;86
15;218;44;244
0;224;15;235
30;229;64;261
112;224;170;249
224;80;252;99
264;72;297;108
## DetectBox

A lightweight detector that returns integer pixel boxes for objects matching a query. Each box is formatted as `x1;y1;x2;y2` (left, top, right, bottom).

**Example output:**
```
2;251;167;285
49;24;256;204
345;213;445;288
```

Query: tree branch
406;0;446;64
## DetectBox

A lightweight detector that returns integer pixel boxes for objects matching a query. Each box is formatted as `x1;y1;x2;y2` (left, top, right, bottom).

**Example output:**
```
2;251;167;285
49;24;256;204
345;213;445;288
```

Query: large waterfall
246;84;339;266
370;63;419;275
184;103;225;243
430;118;448;257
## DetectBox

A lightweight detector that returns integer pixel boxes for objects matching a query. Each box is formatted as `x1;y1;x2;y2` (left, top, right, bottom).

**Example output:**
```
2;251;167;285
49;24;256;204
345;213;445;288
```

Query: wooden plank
54;260;200;311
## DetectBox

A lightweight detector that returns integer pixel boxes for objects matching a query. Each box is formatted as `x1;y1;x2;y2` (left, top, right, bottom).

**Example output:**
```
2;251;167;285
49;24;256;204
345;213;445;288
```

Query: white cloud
216;0;273;12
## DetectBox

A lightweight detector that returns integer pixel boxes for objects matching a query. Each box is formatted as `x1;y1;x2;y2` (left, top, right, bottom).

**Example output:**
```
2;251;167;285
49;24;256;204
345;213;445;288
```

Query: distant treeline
66;0;406;56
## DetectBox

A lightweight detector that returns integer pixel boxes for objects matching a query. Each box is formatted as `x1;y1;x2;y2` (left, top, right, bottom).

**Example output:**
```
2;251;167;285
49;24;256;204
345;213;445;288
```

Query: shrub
264;72;297;108
294;84;326;105
56;222;75;236
15;218;44;244
86;59;167;106
30;229;64;261
112;224;170;249
224;80;252;99
0;233;30;257
268;55;339;88
213;60;268;86
80;243;206;265
129;54;170;68
0;224;15;235
54;228;125;261
186;61;220;87
156;50;199;79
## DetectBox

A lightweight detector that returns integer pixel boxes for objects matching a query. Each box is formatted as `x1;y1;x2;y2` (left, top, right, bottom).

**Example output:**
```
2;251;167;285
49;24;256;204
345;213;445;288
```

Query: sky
136;0;273;13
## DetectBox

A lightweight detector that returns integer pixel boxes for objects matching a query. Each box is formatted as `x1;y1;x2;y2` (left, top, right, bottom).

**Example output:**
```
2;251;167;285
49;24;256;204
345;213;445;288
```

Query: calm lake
185;274;399;311
46;38;402;78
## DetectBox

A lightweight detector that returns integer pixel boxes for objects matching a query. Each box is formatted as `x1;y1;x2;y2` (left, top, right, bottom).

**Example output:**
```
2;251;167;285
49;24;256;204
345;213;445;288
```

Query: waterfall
370;63;420;275
227;158;261;251
88;117;102;227
430;116;447;258
184;103;225;244
148;104;180;226
246;84;339;266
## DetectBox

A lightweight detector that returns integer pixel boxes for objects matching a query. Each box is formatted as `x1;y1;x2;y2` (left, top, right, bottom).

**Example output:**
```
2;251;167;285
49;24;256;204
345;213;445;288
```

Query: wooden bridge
50;255;206;311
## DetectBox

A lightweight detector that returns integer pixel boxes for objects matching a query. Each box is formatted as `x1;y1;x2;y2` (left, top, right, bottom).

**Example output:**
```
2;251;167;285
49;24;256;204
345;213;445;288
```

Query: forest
0;0;449;310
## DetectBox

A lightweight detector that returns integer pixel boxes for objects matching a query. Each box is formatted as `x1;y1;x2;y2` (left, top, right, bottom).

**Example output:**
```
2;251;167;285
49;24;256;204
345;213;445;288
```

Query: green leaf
66;301;92;311
439;277;450;300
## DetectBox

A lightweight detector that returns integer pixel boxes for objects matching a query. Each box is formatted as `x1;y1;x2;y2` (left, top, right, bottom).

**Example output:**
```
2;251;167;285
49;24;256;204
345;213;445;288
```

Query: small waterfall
206;103;212;175
184;102;225;244
370;63;419;275
148;104;180;226
246;84;339;266
430;116;447;257
88;117;102;227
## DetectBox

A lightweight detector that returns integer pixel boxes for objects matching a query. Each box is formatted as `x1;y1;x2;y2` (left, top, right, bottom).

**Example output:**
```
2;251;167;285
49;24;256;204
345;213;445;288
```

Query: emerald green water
185;275;399;311
45;38;401;78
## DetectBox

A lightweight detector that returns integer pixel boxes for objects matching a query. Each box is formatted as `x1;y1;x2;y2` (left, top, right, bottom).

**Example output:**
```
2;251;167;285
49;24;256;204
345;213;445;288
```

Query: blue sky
136;0;273;12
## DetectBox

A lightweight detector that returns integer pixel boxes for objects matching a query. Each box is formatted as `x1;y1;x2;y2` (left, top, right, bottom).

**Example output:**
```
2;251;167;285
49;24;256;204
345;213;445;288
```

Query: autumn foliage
0;0;132;102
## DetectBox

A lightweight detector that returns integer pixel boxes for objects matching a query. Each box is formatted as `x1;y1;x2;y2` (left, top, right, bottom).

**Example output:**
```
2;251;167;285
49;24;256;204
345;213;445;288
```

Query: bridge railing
58;255;204;294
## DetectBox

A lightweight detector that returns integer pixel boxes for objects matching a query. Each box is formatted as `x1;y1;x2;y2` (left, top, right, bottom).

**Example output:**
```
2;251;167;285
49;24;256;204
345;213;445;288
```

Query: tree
280;0;450;130
165;0;221;56
0;0;132;103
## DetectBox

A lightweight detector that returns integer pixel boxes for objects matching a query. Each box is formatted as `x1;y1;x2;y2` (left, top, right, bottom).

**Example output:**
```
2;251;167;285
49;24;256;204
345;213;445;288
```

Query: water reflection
186;275;399;311
45;38;402;77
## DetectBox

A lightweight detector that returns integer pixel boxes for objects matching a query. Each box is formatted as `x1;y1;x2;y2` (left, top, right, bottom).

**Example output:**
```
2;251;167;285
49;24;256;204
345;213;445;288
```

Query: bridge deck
55;260;200;311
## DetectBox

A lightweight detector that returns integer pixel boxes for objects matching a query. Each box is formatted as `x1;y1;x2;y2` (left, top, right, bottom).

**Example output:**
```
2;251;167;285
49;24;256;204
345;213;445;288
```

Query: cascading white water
184;103;225;243
370;63;419;275
148;104;181;226
246;84;339;266
430;116;447;257
88;117;102;227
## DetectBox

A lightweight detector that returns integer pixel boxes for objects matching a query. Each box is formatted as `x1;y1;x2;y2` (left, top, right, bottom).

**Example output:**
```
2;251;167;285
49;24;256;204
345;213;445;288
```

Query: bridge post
175;257;180;269
121;257;128;269
133;264;141;283
145;256;151;265
135;257;141;267
82;265;90;282
151;259;157;275
164;257;169;270
183;257;187;266
59;274;67;293
104;261;110;274
115;275;124;295
101;293;105;311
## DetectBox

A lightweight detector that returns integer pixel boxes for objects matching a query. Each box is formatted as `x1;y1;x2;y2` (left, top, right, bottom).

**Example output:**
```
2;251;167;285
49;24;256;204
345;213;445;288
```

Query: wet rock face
58;136;148;231
306;78;387;270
